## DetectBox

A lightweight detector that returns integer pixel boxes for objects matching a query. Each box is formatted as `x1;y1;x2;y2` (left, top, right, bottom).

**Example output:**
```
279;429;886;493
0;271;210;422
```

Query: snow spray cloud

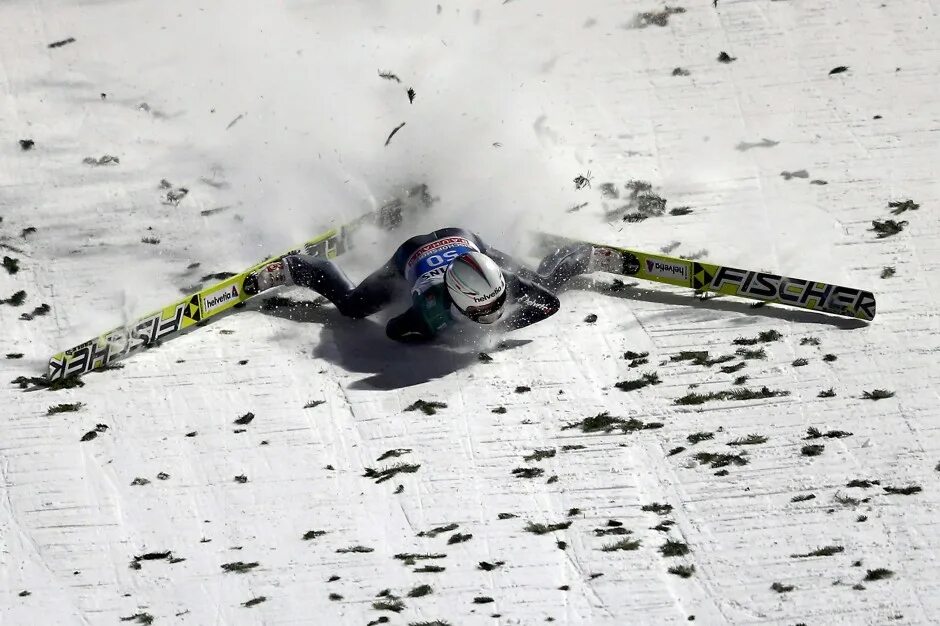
201;0;592;263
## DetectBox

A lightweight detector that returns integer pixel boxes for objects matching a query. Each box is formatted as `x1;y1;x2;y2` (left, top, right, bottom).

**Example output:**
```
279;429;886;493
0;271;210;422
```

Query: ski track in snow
2;0;939;624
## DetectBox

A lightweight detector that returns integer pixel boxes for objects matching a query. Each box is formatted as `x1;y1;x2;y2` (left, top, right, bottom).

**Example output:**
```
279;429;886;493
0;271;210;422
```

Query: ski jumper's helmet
444;251;507;324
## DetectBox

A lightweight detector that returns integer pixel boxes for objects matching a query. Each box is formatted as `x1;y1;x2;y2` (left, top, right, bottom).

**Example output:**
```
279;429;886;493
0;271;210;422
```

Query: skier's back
244;227;580;342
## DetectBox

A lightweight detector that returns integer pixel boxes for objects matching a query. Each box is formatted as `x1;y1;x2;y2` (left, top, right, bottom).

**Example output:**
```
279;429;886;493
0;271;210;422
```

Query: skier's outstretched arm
483;246;547;286
497;272;560;332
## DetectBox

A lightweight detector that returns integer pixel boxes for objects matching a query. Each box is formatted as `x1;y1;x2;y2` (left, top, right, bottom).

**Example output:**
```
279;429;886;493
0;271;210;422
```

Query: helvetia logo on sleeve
202;284;240;313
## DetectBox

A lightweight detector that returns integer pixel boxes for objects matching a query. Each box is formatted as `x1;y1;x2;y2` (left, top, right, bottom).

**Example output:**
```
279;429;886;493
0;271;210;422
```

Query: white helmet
445;251;507;324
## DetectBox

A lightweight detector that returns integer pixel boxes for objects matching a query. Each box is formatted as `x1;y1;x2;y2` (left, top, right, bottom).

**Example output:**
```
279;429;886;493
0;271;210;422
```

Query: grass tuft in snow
408;622;451;626
19;303;52;321
687;431;713;444
447;533;472;545
377;448;412;461
364;463;421;483
514;385;531;394
631;6;686;28
302;530;328;541
47;402;84;415
668;564;695;578
667;446;686;456
800;337;821;346
818;388;836;398
405;400;447;415
834;492;863;507
641;503;673;515
601;537;641;552
880;266;896;279
13;375;85;390
675;386;788;405
243;596;267;608
414;565;446;573
221;561;260;573
659;540;690;557
478;561;505;571
791;493;815;502
372;598;405;613
119;614;154;625
864;568;894;581
3;256;20;274
728;434;768;446
883;485;922;496
524;449;556;462
847;479;879;488
417;523;458;538
4;289;27;305
801;444;825;457
562;411;663;433
720;362;746;373
512;467;544;479
888;199;919;214
336;546;374;554
805;427;852;439
862;389;895;400
525;521;571;535
614;372;661;391
733;330;783;345
473;596;495;604
407;585;433;598
693;451;748;468
771;582;795;593
791;545;844;558
733;375;749;385
792;358;809;367
870;219;907;238
735;347;767;360
671;351;735;367
394;553;446;565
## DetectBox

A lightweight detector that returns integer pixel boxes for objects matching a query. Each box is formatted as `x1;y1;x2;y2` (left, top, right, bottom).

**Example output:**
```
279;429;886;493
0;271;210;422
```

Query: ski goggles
463;291;507;324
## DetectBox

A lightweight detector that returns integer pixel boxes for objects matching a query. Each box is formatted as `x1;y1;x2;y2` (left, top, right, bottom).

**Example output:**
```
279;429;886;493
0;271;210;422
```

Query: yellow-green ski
537;233;876;321
47;202;413;380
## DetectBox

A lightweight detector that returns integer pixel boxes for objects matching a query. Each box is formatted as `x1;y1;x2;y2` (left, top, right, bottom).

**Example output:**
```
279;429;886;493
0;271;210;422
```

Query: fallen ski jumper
243;227;573;342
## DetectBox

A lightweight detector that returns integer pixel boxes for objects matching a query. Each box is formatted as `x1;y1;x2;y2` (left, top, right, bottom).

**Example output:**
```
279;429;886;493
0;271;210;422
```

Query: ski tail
536;233;876;321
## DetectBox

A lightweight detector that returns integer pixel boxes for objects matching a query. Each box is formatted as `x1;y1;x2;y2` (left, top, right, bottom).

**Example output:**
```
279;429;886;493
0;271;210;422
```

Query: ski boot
243;259;292;296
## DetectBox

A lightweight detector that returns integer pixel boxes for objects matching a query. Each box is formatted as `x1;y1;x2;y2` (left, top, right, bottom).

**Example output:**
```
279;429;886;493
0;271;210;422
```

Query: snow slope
2;0;939;624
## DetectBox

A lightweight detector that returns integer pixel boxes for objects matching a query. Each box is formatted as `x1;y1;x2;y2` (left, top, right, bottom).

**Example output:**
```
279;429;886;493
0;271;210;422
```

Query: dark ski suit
283;227;591;343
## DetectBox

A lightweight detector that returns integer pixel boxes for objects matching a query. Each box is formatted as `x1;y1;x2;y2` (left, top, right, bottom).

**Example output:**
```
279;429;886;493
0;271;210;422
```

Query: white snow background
1;0;939;624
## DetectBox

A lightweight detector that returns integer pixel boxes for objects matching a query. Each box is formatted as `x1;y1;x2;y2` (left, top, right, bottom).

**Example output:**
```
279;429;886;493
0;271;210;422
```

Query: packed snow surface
1;0;939;624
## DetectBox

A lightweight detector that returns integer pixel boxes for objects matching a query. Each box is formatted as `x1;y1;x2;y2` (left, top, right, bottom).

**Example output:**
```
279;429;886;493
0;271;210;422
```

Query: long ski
47;196;425;381
535;233;876;321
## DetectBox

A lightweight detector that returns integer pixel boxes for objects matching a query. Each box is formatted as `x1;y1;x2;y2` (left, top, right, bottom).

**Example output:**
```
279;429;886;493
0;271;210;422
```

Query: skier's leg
535;243;594;291
284;254;400;319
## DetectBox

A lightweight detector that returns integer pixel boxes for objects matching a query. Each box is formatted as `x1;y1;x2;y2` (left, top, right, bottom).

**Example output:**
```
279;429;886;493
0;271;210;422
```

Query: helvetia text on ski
46;200;418;381
537;233;876;321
